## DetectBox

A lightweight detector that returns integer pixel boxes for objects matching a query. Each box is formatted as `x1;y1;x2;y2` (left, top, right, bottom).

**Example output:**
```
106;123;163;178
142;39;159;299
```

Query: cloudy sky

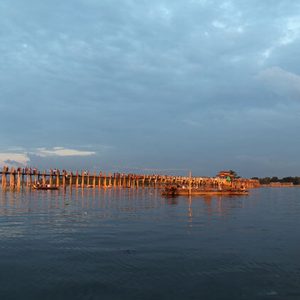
1;0;300;177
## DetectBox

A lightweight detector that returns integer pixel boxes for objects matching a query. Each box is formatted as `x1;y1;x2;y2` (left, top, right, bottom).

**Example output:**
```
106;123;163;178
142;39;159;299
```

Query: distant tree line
251;176;300;185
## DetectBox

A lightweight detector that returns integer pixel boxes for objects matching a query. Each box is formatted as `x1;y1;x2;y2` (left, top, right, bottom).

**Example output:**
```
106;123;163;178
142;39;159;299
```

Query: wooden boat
32;184;59;190
162;185;249;196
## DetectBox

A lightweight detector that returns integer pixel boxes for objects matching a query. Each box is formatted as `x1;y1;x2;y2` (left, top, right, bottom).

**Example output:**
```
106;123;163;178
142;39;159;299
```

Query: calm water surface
0;187;300;299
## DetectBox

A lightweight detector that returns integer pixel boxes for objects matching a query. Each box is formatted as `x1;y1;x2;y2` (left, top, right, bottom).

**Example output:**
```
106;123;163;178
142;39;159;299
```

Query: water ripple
0;188;300;299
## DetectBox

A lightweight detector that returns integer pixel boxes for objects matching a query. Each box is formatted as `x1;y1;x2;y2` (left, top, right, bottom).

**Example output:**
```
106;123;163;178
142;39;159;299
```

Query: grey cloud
1;0;300;176
258;67;300;100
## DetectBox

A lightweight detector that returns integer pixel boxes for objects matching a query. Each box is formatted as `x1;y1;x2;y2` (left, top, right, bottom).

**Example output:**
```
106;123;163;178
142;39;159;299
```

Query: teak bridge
0;166;259;190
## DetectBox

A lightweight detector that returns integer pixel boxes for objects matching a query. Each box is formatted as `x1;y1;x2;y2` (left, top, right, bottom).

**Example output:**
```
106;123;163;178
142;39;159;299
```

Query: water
0;187;300;299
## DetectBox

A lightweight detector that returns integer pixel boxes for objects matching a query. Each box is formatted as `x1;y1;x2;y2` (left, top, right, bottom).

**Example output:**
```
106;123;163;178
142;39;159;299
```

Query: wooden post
69;172;73;188
1;168;3;189
113;173;116;188
49;170;53;187
26;168;31;187
98;172;102;188
188;171;192;196
13;168;16;188
103;173;107;188
1;167;4;189
62;170;66;189
21;169;25;187
93;172;96;188
2;166;7;188
56;169;60;187
34;169;38;185
108;173;112;187
136;176;139;189
17;169;21;189
118;174;121;188
75;171;79;188
10;168;15;189
121;174;125;188
42;170;46;186
81;171;85;188
87;172;90;187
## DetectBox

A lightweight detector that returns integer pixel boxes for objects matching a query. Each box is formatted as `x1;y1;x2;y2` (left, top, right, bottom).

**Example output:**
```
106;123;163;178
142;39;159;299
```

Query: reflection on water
0;187;246;219
0;187;300;299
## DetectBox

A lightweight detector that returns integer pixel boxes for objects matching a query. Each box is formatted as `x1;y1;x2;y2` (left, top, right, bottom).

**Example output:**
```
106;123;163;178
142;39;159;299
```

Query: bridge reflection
0;187;246;221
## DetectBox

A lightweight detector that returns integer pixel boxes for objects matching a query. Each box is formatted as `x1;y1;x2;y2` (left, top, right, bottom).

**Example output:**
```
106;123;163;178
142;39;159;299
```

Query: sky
1;0;300;178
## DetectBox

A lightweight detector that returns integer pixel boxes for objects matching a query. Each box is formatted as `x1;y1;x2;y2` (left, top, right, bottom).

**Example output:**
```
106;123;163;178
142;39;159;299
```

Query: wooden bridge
0;166;260;190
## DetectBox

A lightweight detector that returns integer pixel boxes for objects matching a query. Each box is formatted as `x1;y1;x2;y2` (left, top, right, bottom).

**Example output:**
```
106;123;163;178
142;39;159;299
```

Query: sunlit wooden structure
0;166;260;191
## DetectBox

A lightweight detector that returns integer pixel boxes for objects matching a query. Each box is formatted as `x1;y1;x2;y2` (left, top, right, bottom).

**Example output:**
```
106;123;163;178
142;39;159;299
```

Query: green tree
229;170;238;178
259;177;271;184
270;176;279;182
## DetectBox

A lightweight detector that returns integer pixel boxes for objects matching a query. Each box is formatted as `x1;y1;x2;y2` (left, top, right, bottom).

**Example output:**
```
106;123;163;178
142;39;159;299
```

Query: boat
161;185;249;196
32;184;59;190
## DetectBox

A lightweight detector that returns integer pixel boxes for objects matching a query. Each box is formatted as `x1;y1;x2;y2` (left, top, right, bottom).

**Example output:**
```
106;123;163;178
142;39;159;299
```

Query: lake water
0;187;299;299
